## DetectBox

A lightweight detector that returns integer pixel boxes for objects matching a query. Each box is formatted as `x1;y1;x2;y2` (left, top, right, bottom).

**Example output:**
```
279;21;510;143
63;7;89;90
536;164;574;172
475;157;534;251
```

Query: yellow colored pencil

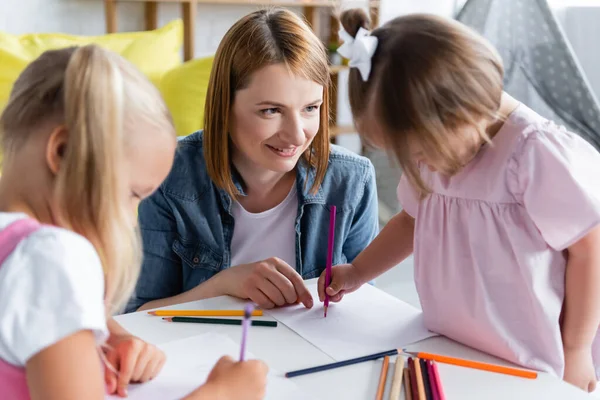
148;309;263;317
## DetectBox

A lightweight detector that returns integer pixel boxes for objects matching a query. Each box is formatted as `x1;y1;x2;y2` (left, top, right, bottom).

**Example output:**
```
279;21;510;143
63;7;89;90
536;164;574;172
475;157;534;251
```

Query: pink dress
398;104;600;378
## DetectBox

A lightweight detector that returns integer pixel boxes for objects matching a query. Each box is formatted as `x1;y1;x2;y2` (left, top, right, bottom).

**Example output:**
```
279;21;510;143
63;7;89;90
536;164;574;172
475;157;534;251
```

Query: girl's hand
563;346;597;392
188;356;268;400
104;333;166;397
317;263;364;303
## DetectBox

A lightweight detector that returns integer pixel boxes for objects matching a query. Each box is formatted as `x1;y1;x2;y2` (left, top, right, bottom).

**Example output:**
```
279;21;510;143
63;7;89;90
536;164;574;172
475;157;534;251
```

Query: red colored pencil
408;358;419;400
427;360;440;400
324;205;336;317
431;361;446;400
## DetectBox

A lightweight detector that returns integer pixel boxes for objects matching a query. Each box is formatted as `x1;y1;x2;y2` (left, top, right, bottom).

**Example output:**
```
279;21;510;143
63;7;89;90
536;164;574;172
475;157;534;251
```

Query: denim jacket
126;131;379;312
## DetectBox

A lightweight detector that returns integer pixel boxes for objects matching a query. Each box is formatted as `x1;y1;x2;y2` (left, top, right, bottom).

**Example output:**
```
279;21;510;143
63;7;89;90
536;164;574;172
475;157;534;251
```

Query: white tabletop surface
115;280;593;400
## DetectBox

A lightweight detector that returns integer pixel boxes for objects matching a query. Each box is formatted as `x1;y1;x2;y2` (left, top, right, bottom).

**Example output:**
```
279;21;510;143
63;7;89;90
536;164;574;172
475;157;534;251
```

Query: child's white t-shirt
0;212;108;367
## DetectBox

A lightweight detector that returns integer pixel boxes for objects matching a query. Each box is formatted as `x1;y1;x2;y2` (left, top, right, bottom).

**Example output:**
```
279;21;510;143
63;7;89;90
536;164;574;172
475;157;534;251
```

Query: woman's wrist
193;267;236;299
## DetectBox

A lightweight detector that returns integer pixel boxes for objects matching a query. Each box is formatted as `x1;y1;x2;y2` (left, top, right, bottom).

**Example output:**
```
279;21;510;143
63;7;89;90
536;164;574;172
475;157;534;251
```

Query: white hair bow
337;27;378;81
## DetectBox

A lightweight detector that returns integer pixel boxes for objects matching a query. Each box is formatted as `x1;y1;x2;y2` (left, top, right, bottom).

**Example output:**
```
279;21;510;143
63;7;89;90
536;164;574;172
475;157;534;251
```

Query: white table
115;281;593;400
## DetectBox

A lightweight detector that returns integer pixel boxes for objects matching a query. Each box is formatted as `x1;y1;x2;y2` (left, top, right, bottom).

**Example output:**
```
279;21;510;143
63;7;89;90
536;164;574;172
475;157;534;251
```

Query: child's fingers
117;349;140;397
131;345;153;382
329;290;346;303
151;352;167;379
317;271;326;302
140;351;164;382
104;351;119;394
104;365;118;394
326;277;346;297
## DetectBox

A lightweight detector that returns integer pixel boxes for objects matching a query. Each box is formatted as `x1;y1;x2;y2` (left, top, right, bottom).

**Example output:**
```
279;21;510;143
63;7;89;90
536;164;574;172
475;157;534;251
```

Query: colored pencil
162;317;277;327
431;361;446;400
148;309;263;317
419;358;432;400
404;350;538;379
324;205;336;318
285;348;399;378
376;355;390;400
427;361;440;400
413;358;426;400
239;304;254;361
389;356;405;400
403;368;413;400
408;358;419;400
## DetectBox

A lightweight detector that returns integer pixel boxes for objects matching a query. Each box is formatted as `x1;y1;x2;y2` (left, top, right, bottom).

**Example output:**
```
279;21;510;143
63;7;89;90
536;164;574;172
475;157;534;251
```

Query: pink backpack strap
0;218;41;265
0;218;41;400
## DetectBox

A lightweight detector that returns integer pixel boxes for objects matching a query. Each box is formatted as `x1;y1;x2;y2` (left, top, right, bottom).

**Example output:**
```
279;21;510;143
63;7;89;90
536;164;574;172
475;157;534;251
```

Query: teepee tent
457;0;600;150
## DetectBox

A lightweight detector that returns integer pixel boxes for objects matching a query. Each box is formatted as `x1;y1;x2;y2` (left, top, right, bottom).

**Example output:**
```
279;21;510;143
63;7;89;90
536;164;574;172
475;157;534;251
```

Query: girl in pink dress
319;9;600;393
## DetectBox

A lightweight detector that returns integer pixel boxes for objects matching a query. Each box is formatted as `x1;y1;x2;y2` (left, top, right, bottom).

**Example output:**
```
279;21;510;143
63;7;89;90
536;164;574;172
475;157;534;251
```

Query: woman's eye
261;108;279;116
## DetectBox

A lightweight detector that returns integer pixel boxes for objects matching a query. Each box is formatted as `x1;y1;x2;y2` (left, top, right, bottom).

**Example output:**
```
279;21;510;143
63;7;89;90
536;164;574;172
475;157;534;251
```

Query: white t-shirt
0;212;108;367
230;185;298;269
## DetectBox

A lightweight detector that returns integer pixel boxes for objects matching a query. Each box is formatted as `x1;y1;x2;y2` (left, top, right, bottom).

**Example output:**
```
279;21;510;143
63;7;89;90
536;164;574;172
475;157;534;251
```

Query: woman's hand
223;257;313;309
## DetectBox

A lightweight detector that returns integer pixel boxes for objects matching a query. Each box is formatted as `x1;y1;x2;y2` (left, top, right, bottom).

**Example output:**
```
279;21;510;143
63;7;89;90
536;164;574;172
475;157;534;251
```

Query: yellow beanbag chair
0;20;183;112
160;55;214;136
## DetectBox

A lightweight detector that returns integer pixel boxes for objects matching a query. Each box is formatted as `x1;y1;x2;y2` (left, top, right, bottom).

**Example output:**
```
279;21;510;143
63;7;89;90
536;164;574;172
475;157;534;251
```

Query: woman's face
229;63;324;175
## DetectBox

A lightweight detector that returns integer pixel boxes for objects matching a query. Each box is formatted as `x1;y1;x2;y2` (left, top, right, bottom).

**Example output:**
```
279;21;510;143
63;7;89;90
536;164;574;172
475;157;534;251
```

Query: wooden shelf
329;64;349;74
104;0;377;138
105;0;380;60
330;124;356;137
111;0;380;6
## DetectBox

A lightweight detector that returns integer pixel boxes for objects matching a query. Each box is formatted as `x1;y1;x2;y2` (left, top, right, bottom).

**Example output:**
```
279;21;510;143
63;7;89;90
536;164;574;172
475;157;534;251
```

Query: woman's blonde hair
0;45;175;314
204;8;331;196
341;10;504;195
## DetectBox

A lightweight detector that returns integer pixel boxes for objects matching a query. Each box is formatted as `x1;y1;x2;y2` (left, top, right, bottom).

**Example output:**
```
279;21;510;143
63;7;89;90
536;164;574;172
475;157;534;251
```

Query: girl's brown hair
204;8;331;196
0;45;175;314
341;9;504;195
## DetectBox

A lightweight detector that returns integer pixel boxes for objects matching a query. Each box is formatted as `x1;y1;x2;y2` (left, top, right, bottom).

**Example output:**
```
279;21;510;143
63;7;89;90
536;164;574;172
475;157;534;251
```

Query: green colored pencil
163;316;278;327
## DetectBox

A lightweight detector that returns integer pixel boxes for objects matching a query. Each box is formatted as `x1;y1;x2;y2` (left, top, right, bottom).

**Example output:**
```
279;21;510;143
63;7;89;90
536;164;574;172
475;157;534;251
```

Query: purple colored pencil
324;205;336;317
239;303;255;361
427;360;440;400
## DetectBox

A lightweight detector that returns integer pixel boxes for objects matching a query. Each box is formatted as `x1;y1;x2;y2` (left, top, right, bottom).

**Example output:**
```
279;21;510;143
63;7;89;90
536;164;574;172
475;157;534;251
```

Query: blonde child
0;45;267;399
319;9;600;393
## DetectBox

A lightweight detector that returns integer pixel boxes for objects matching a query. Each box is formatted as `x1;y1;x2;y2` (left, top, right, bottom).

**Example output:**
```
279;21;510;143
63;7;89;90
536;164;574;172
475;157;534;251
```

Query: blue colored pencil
285;348;399;378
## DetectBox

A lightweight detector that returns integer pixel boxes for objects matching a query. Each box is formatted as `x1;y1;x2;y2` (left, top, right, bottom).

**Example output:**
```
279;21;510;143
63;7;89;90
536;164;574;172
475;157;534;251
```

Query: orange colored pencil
404;351;537;379
148;309;263;317
376;355;390;400
403;368;413;400
413;358;426;400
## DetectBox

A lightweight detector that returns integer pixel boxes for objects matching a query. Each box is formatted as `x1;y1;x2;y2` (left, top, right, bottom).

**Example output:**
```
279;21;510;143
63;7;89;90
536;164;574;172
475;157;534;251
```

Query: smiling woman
126;8;379;313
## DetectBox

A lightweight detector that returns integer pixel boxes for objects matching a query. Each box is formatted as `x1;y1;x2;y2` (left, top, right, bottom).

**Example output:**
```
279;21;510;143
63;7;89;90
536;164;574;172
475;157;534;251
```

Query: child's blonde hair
341;10;504;195
204;8;331;196
0;45;175;313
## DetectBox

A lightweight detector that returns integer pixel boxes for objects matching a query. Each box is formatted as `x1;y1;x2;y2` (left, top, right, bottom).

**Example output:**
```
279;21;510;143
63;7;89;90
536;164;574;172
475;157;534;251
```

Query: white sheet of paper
267;282;437;360
106;332;306;400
